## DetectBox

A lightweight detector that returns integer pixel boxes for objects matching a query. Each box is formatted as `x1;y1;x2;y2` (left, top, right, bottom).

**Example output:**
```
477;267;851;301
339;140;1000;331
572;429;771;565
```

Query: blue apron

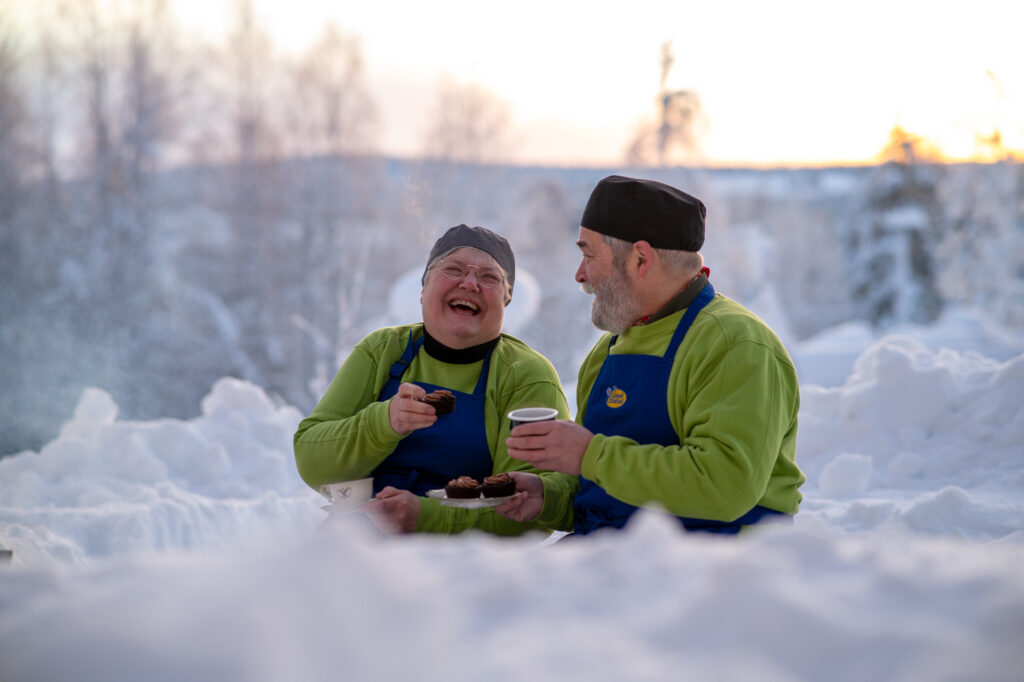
372;332;494;496
573;284;786;535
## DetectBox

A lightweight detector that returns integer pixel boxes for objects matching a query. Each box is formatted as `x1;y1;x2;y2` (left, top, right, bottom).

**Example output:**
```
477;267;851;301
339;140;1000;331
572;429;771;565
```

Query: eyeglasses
435;260;505;289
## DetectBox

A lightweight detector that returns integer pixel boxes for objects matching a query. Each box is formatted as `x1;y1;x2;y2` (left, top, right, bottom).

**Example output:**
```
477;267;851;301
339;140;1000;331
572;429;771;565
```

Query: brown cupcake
481;473;516;498
421;389;456;415
444;476;481;499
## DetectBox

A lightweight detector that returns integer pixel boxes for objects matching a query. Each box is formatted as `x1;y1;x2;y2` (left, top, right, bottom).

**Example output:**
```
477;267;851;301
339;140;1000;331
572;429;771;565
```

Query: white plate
320;499;379;514
426;489;516;508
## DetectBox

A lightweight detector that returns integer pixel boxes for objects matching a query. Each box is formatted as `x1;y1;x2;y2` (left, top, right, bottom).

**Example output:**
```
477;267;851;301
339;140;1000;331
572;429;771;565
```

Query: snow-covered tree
625;40;706;167
936;162;1024;326
280;22;380;404
283;23;376;160
422;79;510;164
842;128;944;328
0;17;28;225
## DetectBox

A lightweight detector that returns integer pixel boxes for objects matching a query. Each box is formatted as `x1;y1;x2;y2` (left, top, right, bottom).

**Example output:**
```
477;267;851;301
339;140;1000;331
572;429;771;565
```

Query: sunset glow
22;0;1024;167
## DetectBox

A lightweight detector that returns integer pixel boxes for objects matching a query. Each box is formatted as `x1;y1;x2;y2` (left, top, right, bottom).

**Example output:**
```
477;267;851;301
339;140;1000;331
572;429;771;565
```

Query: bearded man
497;175;805;535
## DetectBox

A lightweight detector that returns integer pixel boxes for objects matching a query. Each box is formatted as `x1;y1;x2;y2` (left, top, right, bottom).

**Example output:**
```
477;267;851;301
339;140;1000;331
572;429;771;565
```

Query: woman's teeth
449;299;479;313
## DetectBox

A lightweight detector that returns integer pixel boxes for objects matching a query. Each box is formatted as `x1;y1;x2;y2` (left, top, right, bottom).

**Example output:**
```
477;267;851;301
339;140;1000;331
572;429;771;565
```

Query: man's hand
388;383;437;435
362;486;420;534
505;419;593;476
494;471;544;523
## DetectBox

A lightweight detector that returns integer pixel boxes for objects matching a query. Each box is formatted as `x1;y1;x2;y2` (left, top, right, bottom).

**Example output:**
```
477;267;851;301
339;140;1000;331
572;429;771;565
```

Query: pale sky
173;0;1024;166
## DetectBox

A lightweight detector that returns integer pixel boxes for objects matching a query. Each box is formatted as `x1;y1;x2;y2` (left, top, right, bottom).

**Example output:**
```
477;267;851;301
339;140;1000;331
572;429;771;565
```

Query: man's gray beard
581;269;636;334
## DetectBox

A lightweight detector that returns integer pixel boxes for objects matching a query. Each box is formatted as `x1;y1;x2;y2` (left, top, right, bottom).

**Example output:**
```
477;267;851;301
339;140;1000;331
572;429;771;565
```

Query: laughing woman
293;224;577;535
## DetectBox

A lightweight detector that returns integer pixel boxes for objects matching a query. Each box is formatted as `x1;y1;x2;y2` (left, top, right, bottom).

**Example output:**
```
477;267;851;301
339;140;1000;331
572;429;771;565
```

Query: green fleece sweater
536;293;805;531
294;323;577;535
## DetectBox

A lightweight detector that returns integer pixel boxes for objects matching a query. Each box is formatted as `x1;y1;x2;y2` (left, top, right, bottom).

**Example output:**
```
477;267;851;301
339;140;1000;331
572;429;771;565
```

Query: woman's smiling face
420;247;507;349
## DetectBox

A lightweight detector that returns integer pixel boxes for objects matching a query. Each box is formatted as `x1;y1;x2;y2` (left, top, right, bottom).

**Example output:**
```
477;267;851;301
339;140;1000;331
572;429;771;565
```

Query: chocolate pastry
444;476;481;499
421;389;455;415
481;473;516;498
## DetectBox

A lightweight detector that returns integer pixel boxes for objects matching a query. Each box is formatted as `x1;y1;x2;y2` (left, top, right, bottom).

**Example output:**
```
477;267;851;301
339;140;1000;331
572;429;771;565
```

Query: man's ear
632;240;655;277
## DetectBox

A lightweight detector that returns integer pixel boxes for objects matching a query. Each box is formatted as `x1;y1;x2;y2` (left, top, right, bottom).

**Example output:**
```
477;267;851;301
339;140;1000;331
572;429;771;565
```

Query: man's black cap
581;175;706;251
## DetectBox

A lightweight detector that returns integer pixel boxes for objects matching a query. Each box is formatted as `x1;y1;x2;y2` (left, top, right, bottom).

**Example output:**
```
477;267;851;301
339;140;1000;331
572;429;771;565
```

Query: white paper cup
320;478;373;511
508;407;559;430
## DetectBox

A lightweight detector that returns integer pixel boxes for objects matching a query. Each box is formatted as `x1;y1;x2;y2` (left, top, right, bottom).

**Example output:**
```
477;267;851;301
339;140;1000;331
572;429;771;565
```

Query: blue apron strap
388;331;423;382
662;283;715;361
380;331;425;402
388;332;493;393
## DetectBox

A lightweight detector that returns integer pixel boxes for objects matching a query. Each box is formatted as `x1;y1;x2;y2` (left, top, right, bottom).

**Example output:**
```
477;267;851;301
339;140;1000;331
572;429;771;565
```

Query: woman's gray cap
422;224;516;294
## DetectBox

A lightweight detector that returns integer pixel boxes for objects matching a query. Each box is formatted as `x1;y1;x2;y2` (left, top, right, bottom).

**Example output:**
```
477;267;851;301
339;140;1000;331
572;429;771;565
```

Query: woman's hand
494;471;544;523
388;382;438;435
363;486;421;534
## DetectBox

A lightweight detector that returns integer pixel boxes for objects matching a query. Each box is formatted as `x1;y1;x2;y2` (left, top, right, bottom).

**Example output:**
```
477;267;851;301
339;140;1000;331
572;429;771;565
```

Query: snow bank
1;515;1022;682
1;329;1023;682
0;378;322;565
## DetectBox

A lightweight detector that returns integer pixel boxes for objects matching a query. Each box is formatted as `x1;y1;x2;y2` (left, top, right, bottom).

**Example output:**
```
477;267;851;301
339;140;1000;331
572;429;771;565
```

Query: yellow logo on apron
605;387;627;408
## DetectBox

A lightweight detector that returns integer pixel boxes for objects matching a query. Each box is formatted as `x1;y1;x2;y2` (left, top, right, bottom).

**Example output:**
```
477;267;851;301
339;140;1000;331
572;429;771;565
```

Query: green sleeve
528;472;578;532
579;336;798;522
296;331;581;536
293;333;406;492
528;335;612;532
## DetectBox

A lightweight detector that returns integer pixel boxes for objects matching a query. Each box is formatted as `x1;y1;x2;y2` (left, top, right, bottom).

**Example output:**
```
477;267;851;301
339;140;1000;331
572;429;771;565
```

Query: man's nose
574;261;586;283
